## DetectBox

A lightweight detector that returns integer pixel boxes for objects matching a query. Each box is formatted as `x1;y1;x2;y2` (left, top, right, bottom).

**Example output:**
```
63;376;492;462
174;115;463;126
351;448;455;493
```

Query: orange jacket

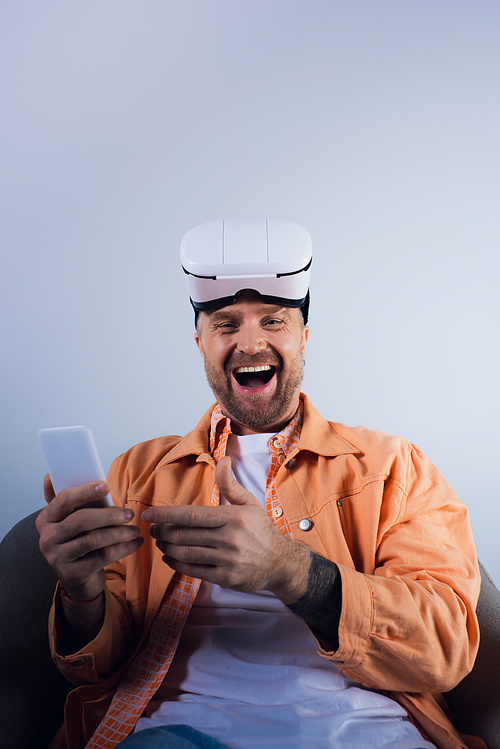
50;395;483;749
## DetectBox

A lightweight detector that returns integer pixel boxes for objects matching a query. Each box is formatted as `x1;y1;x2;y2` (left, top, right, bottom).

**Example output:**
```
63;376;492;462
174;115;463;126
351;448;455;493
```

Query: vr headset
180;219;312;322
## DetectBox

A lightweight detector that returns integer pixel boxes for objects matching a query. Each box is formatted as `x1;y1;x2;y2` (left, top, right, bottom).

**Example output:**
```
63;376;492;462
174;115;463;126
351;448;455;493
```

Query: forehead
204;299;297;323
211;299;293;320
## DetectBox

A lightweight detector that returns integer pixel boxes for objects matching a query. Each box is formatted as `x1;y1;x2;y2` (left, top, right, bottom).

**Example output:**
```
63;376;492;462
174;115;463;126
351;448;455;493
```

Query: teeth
234;365;272;374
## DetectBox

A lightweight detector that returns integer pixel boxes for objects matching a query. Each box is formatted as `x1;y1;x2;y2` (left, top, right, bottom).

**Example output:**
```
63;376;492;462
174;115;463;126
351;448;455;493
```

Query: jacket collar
157;393;360;469
298;393;360;457
156;403;214;469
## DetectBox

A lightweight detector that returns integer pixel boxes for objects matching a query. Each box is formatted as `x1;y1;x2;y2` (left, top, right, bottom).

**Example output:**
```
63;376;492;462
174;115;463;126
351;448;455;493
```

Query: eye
263;318;283;327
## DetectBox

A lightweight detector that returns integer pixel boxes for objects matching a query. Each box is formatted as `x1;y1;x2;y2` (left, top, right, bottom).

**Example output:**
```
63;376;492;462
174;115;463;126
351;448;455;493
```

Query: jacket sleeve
319;443;481;694
49;584;134;685
48;453;139;685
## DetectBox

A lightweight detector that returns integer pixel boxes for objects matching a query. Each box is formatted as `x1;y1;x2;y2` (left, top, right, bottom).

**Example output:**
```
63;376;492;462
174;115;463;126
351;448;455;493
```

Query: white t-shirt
135;432;435;749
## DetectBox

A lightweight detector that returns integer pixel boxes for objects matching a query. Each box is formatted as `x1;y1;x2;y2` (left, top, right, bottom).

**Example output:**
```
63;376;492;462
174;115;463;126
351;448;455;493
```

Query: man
37;219;482;749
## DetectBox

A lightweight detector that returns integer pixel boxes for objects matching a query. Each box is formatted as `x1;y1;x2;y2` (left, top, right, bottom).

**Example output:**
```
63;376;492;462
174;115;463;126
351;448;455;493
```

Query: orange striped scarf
86;402;303;748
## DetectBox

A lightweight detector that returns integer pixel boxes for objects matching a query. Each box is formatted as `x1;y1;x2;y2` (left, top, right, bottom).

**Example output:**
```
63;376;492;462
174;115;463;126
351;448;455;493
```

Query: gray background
1;1;499;585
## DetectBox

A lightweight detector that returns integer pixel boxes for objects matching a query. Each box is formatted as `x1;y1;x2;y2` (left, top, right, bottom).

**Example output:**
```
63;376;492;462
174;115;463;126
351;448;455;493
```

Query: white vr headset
180;219;312;319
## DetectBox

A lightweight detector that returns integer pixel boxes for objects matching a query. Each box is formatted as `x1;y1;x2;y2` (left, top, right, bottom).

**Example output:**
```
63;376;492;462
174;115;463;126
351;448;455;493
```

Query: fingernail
123;509;134;521
95;483;108;493
142;509;155;522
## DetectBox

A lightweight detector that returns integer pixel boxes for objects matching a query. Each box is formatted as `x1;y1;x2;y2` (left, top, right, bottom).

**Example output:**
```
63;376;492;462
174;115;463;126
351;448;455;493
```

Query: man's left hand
141;456;311;604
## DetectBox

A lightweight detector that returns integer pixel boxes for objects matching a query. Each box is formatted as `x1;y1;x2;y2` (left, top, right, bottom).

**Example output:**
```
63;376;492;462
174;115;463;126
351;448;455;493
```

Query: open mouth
232;364;277;390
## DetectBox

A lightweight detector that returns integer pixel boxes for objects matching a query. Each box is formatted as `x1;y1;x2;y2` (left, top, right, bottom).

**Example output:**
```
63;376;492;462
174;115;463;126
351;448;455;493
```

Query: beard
203;349;304;431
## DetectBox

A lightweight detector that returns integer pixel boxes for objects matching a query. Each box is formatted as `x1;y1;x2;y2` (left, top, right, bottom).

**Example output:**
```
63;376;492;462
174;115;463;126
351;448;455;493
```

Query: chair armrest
443;561;500;749
0;511;72;749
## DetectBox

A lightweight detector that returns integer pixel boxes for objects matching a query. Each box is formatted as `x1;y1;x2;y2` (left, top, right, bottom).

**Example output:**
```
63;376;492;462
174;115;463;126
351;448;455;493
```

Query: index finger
142;504;227;528
41;481;111;524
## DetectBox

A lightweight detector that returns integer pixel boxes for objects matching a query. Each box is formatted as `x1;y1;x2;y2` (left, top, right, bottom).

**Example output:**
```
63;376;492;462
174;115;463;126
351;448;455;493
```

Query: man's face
194;294;309;435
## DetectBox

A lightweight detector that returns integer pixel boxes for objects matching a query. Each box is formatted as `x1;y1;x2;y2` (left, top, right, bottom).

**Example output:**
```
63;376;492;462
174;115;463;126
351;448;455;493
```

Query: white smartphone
38;425;112;508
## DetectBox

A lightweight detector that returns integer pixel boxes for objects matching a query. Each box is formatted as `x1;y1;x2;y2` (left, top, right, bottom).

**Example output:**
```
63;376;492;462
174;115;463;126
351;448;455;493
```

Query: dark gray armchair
1;511;499;749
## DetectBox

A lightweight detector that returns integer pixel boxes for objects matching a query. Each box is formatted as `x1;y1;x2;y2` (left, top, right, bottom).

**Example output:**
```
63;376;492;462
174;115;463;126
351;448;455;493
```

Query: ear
301;326;309;356
194;332;205;358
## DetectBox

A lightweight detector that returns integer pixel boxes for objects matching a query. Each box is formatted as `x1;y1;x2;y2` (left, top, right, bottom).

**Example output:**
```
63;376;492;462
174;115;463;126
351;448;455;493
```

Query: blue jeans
118;725;231;749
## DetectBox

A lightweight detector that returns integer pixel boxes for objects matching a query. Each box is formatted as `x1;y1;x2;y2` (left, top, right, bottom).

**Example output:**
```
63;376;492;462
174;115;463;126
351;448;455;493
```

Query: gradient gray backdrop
1;1;499;585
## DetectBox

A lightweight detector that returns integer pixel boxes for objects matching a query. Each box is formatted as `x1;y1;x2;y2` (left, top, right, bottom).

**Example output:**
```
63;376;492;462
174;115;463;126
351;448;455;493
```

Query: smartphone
38;425;112;508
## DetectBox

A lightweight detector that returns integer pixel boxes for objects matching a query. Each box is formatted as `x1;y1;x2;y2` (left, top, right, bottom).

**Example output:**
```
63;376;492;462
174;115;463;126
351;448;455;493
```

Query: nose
235;323;268;356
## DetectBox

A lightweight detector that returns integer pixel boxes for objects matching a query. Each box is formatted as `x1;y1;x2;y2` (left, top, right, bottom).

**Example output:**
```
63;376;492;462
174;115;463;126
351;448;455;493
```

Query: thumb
215;456;260;507
43;474;56;503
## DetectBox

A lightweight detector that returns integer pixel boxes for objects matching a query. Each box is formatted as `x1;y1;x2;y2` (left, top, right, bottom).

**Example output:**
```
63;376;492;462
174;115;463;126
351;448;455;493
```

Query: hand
142;456;311;603
36;475;144;603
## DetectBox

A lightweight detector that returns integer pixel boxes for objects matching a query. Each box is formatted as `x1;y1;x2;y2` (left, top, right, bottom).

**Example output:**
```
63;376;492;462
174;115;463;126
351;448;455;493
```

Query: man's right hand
36;476;144;648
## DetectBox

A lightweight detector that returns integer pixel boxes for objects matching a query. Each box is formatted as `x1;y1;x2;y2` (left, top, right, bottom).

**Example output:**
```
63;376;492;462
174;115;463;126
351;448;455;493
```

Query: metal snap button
298;518;313;532
285;458;297;469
